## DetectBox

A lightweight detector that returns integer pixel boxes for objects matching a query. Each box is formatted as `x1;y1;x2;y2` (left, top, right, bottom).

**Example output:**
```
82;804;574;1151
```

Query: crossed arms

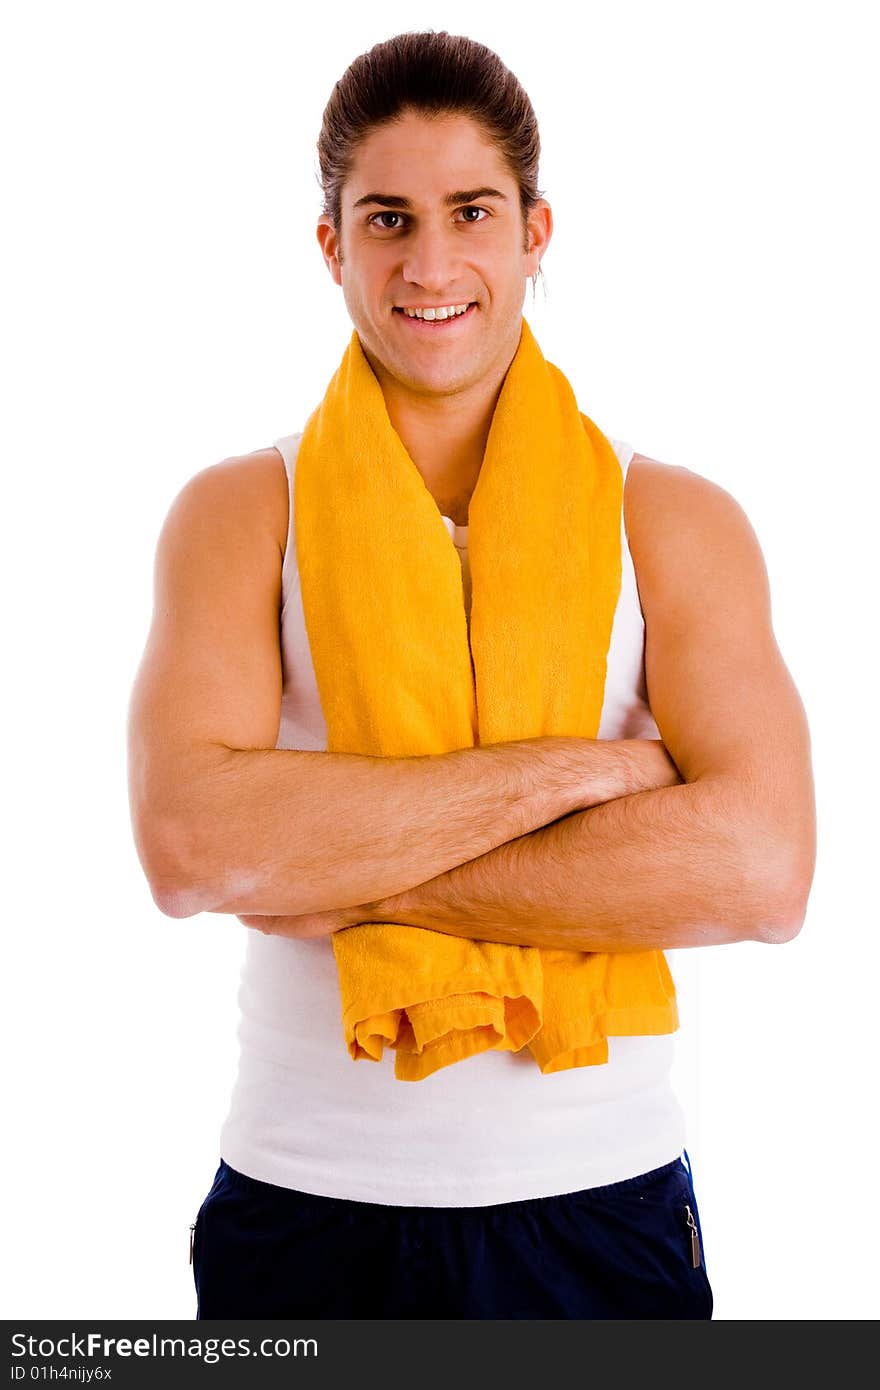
127;451;816;951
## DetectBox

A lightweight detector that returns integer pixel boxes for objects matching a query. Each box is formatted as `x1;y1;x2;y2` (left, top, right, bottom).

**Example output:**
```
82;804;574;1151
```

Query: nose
401;221;463;296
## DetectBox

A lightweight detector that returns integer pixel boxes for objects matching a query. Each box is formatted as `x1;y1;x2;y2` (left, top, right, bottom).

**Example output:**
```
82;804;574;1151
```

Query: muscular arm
127;452;682;919
375;461;816;948
247;460;816;949
355;771;800;950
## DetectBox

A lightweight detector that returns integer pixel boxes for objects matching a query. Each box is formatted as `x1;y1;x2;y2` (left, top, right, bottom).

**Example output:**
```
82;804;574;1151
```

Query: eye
369;211;407;230
367;206;491;230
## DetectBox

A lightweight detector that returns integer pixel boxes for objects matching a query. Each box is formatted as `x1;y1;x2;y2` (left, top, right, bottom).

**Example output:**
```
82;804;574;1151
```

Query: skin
125;93;814;953
229;109;816;944
315;109;553;525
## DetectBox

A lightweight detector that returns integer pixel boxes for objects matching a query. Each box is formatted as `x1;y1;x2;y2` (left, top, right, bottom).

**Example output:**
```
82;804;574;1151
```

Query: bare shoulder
624;449;747;528
619;453;815;927
623;450;772;627
168;446;290;561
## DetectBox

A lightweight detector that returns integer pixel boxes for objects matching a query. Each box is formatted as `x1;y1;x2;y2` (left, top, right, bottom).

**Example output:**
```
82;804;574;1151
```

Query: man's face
316;109;552;400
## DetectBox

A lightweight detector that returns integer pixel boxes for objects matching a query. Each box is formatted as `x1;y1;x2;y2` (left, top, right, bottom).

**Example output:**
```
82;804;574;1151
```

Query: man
127;31;815;1319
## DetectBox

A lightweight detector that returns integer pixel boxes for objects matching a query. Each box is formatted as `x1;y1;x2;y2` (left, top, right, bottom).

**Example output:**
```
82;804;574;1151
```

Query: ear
316;215;343;286
524;200;553;277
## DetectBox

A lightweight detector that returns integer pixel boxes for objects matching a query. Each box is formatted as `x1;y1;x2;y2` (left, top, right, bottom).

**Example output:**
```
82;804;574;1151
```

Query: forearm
363;774;802;950
159;736;675;918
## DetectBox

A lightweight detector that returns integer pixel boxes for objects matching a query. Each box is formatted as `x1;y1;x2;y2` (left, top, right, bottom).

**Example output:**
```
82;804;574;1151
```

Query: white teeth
402;302;471;320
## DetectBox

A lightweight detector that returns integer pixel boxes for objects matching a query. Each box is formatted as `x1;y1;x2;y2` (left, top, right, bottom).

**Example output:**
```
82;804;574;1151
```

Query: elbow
142;822;269;919
132;812;215;919
747;832;816;946
750;900;808;945
151;881;211;920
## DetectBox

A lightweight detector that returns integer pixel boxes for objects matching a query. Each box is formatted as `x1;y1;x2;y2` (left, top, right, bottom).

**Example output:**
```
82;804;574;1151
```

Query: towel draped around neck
294;317;678;1080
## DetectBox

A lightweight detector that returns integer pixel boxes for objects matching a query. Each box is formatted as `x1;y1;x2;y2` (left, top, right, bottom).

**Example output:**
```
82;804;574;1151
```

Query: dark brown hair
316;31;545;254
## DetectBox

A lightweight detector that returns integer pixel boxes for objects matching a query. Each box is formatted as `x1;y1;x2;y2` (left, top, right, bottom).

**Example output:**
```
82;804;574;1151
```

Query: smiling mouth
392;302;478;328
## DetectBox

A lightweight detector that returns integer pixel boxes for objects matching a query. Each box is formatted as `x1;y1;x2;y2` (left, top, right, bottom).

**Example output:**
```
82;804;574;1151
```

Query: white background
3;0;877;1321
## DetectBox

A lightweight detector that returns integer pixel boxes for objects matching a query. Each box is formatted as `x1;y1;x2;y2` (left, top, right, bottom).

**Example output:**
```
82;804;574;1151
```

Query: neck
361;339;518;526
387;384;498;523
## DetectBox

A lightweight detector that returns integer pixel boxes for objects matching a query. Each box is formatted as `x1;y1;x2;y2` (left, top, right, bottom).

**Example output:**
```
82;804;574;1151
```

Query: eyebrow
352;186;509;211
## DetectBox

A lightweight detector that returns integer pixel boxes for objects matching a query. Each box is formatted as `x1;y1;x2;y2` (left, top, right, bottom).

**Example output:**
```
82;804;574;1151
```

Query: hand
625;738;684;794
236;903;373;939
645;738;685;789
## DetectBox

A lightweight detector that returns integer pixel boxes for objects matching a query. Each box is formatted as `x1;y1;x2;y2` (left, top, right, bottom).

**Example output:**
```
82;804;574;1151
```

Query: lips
393;303;478;328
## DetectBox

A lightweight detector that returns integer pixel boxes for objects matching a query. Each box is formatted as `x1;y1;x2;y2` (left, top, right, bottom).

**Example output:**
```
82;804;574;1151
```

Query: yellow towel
294;316;678;1080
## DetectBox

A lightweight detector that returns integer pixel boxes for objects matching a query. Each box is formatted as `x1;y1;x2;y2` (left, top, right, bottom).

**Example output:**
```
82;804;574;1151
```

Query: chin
398;353;474;385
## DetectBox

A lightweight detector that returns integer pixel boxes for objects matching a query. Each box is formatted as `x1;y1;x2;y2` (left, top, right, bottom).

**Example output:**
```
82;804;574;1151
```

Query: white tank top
218;431;687;1206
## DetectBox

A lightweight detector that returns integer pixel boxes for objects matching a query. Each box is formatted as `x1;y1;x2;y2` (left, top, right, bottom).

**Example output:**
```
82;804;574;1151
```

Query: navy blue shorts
191;1152;713;1319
